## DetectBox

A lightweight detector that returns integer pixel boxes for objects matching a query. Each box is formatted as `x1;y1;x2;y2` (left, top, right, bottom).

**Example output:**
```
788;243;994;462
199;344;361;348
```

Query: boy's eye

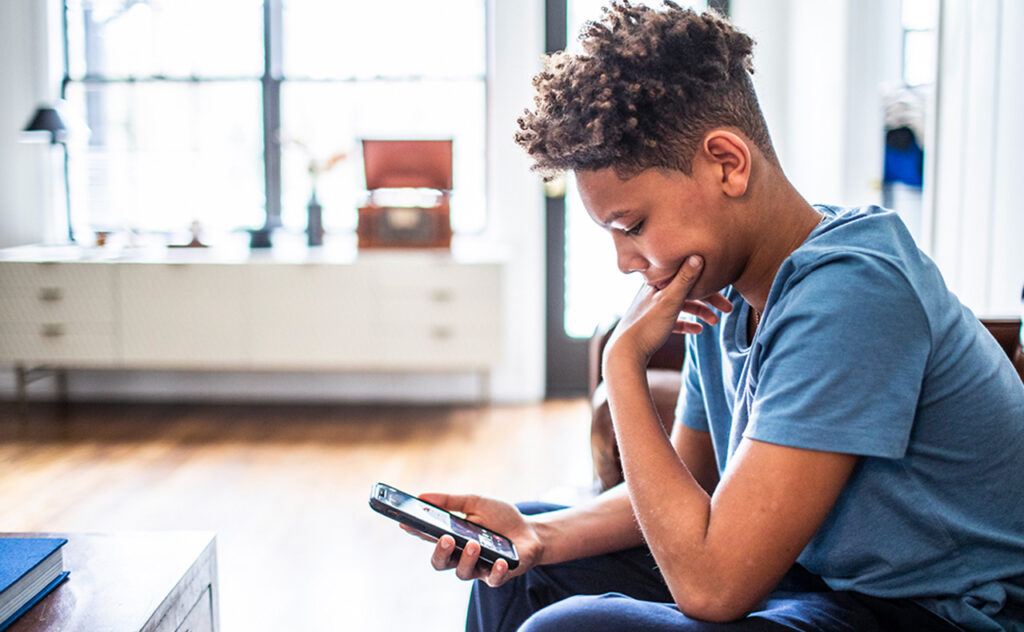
625;221;644;236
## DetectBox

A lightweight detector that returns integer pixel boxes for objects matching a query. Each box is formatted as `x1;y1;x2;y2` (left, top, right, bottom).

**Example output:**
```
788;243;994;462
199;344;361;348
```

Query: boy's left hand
605;255;731;370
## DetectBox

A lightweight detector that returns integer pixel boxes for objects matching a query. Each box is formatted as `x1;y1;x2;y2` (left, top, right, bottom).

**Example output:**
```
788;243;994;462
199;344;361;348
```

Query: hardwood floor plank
0;399;594;631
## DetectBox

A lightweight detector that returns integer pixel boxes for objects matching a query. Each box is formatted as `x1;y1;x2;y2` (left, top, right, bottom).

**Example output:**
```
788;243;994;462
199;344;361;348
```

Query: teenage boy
416;4;1024;631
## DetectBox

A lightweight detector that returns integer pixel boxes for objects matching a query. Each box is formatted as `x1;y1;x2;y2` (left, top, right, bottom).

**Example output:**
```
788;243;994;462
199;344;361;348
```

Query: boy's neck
732;176;822;316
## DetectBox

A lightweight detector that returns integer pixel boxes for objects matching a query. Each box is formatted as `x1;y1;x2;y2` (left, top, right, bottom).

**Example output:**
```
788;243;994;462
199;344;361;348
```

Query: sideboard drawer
0;321;117;364
0;261;114;293
366;261;502;369
378;328;501;369
119;264;248;367
0;262;118;365
248;263;375;368
0;292;116;323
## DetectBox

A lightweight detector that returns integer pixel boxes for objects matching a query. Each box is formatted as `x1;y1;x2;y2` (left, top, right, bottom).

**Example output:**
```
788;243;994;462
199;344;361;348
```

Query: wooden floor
0;398;596;632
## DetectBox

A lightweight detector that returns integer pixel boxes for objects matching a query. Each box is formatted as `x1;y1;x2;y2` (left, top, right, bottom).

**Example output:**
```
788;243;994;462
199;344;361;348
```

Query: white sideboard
0;243;503;401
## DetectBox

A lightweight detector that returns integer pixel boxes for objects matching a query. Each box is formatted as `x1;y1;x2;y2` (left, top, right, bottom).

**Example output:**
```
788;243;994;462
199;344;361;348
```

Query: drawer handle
431;326;454;340
430;289;454;303
38;287;63;302
41;324;65;338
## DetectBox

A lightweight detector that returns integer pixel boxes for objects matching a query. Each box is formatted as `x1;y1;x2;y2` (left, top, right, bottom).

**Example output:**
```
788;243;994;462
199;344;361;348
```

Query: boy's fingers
667;255;704;295
673;320;704;335
430;535;458;570
455;540;482;580
682;300;718;325
705;293;733;313
418;492;454;508
401;523;438;543
486;558;510;587
419;492;478;515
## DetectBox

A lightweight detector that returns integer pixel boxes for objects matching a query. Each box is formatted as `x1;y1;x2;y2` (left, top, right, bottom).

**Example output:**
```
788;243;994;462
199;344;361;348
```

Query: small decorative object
169;220;208;248
306;195;324;246
186;220;206;247
357;139;453;249
286;140;347;247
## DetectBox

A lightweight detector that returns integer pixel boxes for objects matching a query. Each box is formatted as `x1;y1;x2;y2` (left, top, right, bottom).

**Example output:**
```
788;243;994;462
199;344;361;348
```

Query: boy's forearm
528;483;645;565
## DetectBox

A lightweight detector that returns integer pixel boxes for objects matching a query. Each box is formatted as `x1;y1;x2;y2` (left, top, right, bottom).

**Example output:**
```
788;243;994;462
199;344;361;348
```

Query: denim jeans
465;502;960;632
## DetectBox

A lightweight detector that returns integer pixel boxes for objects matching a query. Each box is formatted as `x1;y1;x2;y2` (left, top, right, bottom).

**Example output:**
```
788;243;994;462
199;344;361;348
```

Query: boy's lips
647;277;672;291
647;258;701;292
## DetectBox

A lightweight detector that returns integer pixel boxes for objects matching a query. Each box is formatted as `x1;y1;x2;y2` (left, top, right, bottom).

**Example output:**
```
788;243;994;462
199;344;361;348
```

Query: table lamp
21;105;73;242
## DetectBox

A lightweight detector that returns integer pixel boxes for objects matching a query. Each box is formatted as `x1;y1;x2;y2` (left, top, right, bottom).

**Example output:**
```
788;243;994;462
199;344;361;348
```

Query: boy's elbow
662;551;776;622
674;584;759;623
677;598;740;623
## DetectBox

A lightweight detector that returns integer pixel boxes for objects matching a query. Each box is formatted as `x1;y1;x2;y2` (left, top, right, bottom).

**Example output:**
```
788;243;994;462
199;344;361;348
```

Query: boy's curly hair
515;1;776;180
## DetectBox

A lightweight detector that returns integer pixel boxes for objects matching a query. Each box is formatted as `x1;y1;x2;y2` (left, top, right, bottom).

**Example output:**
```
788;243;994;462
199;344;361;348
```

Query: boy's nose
614;240;647;275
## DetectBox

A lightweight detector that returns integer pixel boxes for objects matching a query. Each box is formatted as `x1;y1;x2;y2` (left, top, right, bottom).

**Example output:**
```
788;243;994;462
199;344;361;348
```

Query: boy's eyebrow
600;209;632;228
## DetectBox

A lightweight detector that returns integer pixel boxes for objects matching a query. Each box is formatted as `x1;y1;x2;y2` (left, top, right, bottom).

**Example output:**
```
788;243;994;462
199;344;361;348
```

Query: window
881;0;938;240
901;0;939;87
561;0;708;338
62;0;487;242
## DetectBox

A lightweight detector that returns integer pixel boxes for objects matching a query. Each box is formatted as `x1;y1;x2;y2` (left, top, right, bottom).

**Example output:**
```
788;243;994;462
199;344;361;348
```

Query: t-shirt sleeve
678;333;710;432
745;253;931;458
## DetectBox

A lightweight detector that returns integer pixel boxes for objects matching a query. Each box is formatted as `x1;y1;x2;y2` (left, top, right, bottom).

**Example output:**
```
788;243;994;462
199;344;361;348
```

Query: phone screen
377;484;516;559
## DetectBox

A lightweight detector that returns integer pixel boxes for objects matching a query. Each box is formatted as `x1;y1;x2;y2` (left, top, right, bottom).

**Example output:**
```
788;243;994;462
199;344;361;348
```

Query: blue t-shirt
678;205;1024;631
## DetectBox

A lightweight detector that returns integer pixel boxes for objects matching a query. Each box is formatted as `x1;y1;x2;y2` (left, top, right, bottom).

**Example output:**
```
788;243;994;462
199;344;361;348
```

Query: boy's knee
519;593;743;632
519;594;611;632
519;593;702;632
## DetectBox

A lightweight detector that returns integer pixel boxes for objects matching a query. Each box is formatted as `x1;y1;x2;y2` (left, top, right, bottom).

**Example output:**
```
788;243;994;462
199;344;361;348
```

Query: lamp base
248;228;272;249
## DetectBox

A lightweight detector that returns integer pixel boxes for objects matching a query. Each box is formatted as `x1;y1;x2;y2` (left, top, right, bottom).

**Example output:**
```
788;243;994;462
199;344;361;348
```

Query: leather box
357;139;453;249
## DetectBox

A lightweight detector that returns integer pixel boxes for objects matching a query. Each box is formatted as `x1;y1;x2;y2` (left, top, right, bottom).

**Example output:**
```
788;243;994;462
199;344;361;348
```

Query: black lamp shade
23;106;67;144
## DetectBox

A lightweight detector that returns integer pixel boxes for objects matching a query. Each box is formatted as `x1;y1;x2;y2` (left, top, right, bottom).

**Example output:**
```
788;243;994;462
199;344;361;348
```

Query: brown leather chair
588;316;1024;491
588;319;687;491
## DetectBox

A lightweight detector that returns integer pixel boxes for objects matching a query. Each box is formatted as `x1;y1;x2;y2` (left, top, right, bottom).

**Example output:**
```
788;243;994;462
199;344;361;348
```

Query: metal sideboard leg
56;368;70;414
12;364;71;416
15;364;28;414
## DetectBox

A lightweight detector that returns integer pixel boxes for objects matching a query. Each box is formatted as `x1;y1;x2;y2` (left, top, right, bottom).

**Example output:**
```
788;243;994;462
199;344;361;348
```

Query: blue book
0;538;69;631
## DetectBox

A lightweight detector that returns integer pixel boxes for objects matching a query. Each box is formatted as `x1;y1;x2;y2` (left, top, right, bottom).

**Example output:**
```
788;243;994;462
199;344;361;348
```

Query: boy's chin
686;283;721;303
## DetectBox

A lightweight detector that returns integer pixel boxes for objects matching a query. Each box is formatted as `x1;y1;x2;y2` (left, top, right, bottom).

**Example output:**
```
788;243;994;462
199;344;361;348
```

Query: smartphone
369;482;519;570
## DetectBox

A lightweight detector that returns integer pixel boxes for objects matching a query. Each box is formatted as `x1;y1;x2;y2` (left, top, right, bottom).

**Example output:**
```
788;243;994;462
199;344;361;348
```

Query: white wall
483;0;548;402
0;0;64;247
0;0;548;404
731;0;902;208
733;0;1020;316
927;0;1024;316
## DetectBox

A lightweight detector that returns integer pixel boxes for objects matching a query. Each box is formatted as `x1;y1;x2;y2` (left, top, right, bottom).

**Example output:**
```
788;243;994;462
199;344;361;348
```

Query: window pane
901;0;939;31
282;0;486;79
561;0;707;338
563;0;631;339
280;80;486;234
64;82;265;237
564;176;643;338
567;0;706;51
66;0;263;79
904;30;937;86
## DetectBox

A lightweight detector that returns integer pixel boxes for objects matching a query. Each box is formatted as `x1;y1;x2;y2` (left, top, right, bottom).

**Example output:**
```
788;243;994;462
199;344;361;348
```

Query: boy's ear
701;131;751;198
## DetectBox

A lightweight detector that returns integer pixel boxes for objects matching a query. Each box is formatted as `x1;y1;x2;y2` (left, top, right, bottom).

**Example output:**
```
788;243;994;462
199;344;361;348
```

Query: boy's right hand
401;492;542;587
